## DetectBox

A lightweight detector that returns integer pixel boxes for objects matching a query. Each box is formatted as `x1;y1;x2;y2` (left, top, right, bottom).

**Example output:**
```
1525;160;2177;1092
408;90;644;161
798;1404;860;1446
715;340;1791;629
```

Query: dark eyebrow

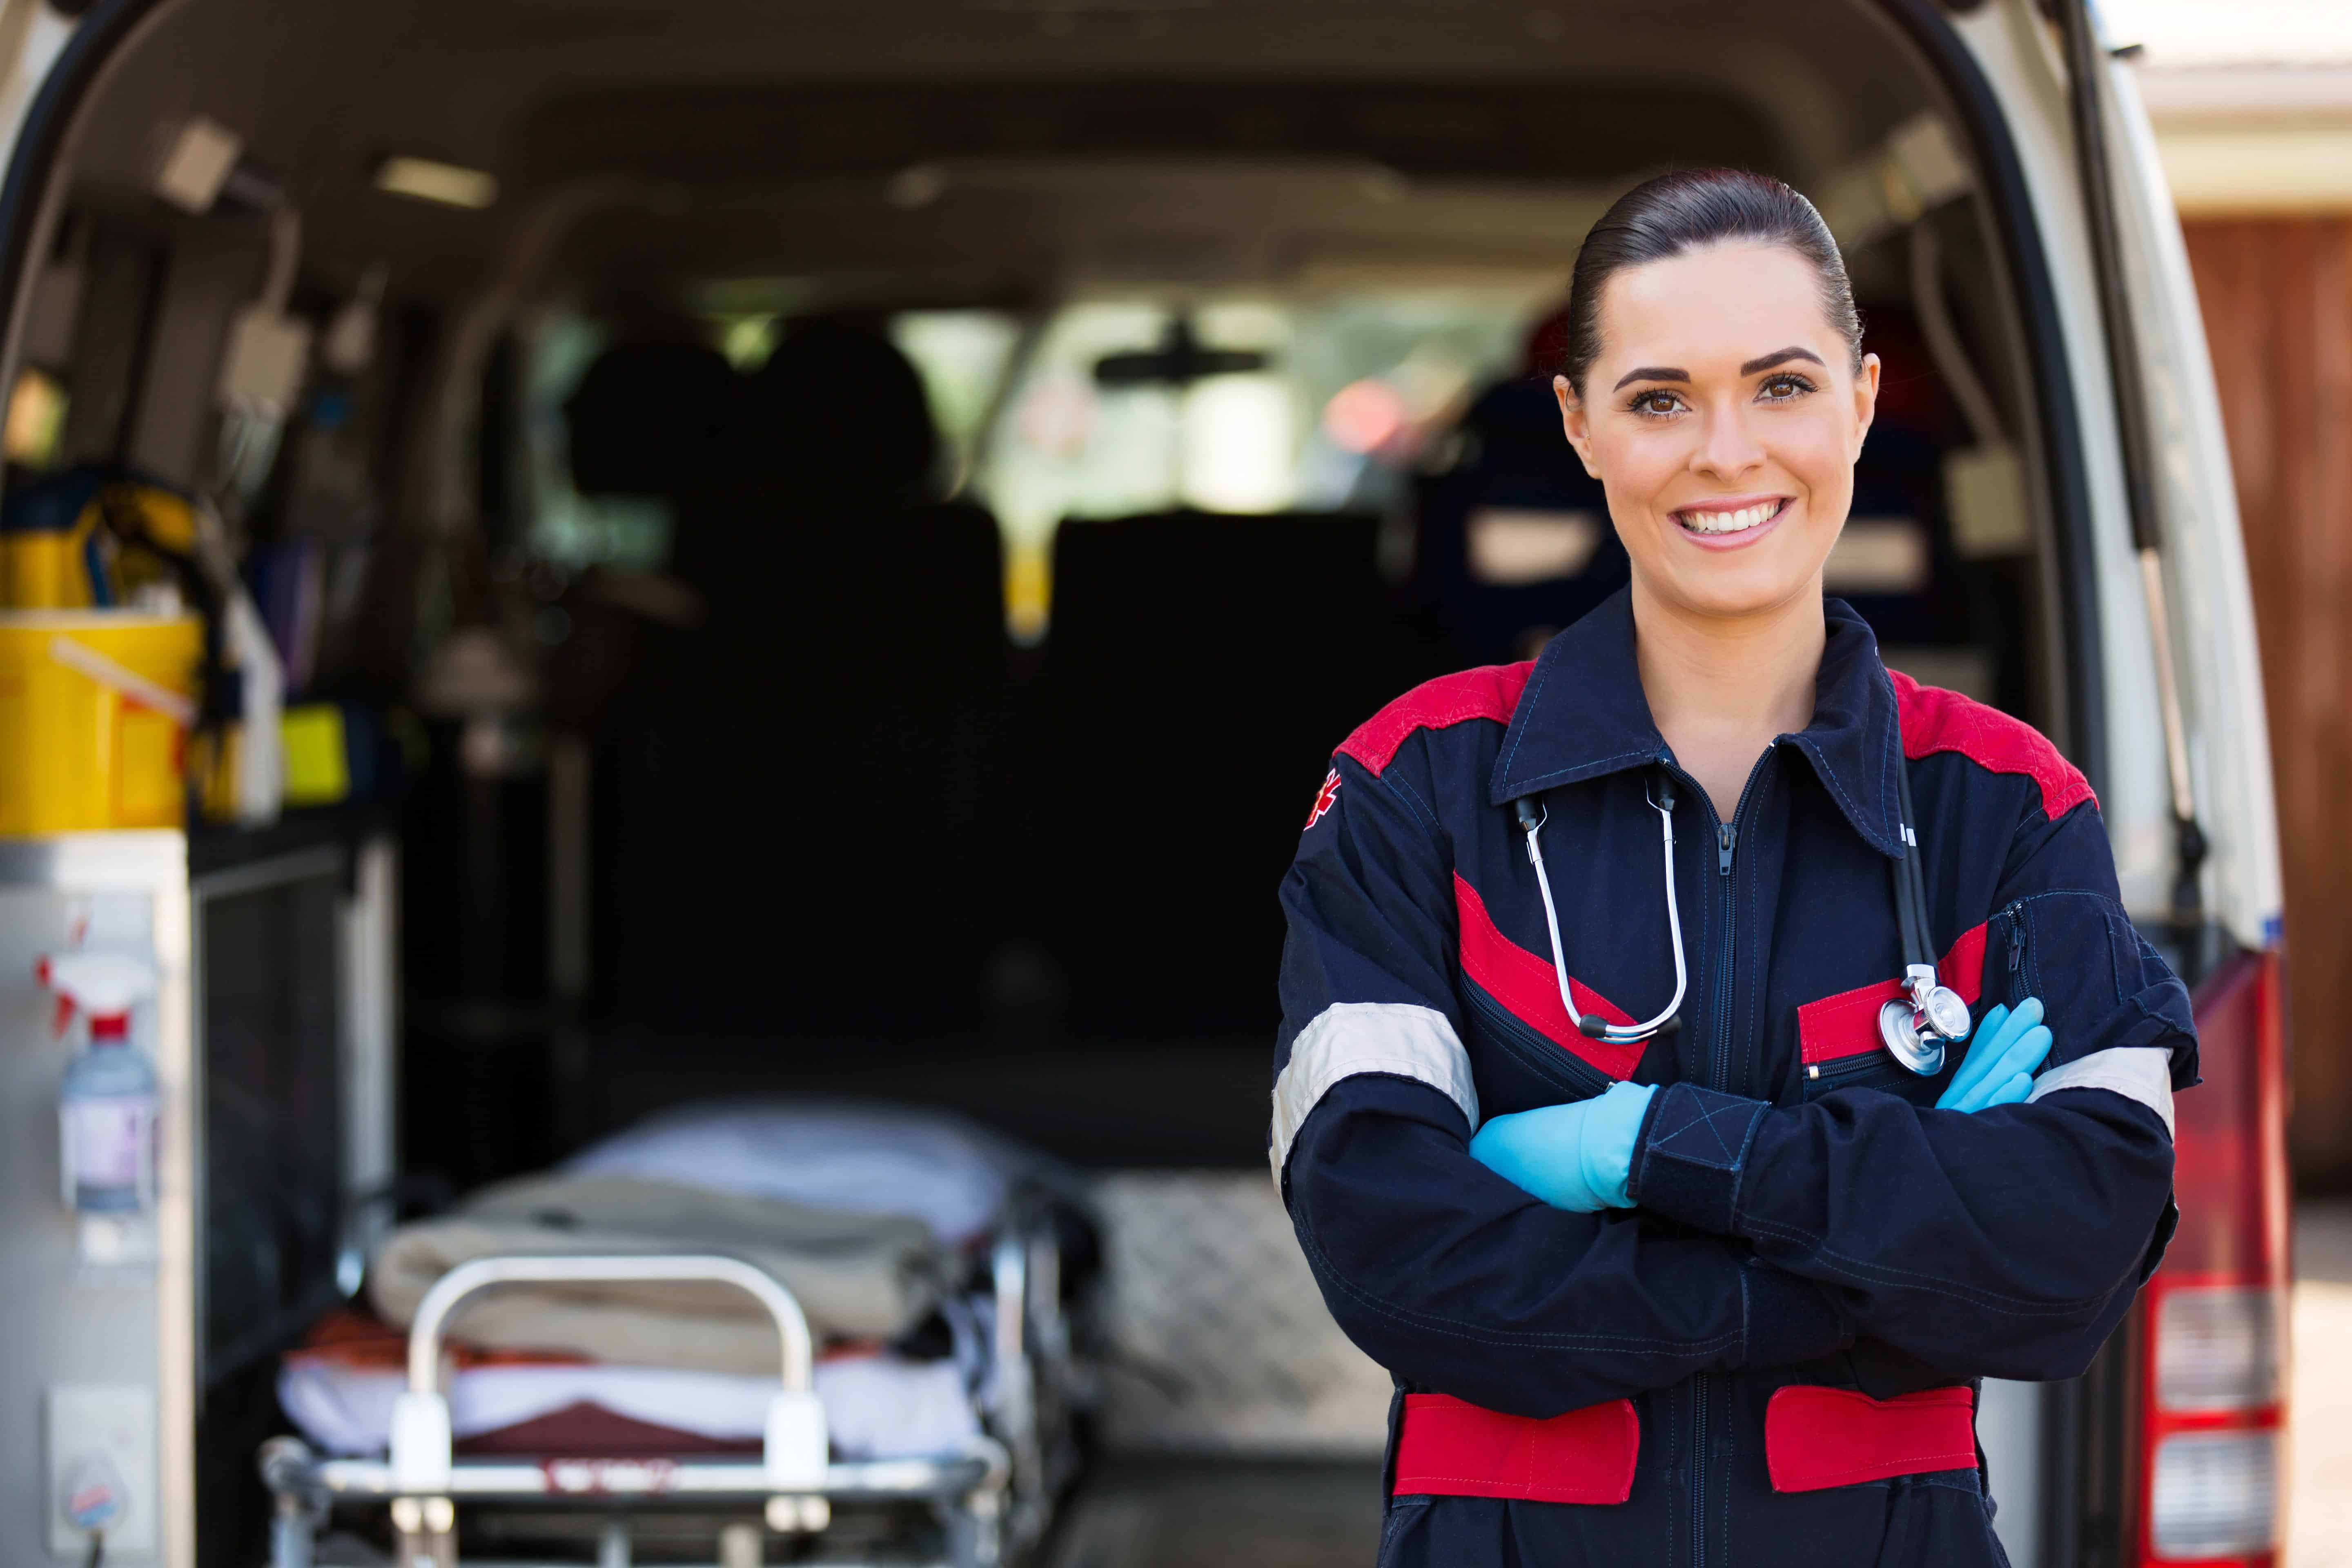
1740;346;1826;376
1611;365;1687;392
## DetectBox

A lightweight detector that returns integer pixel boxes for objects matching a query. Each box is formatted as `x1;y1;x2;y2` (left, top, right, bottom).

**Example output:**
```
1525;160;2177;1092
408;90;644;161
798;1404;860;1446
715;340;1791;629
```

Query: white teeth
1678;500;1781;535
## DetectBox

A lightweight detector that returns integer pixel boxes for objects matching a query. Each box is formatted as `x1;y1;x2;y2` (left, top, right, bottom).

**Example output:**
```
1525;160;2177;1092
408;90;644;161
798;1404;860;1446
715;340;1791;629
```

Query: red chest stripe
1337;662;1534;777
1890;668;2096;820
1796;922;1989;1065
1453;873;1642;1081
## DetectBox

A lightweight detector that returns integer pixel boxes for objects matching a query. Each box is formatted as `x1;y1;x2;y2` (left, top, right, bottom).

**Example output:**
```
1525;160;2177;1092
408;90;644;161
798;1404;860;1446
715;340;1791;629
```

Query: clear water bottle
60;1021;157;1214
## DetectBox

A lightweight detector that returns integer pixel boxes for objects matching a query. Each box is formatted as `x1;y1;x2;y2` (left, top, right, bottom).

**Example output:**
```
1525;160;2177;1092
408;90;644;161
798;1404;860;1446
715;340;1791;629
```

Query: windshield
967;292;1544;636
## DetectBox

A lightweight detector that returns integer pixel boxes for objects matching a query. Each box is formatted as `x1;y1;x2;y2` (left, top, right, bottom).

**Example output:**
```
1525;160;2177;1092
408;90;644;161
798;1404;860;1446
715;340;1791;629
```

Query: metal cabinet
0;822;395;1566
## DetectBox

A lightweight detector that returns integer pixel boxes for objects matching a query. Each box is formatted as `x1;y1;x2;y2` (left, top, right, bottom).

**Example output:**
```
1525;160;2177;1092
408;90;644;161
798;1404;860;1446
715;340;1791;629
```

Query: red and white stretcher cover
278;1312;978;1461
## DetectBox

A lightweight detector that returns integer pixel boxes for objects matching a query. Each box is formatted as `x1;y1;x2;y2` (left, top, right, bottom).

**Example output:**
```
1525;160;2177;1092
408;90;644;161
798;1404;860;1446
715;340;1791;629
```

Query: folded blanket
368;1174;948;1374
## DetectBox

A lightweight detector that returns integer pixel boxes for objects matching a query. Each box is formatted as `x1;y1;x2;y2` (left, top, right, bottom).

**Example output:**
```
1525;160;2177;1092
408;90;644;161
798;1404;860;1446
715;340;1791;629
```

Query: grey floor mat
1093;1171;1391;1456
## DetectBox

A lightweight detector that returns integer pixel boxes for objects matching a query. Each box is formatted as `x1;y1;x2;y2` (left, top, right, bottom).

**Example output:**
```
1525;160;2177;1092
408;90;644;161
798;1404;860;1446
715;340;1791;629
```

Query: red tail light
2138;949;2290;1566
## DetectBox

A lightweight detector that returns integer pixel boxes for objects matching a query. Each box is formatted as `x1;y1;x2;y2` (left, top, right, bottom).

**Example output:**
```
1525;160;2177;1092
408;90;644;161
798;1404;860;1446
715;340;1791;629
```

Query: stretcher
259;1200;1082;1568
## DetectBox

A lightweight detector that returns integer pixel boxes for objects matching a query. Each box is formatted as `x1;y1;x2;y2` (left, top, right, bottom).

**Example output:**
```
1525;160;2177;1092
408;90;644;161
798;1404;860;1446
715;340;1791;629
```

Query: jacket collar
1487;587;1907;857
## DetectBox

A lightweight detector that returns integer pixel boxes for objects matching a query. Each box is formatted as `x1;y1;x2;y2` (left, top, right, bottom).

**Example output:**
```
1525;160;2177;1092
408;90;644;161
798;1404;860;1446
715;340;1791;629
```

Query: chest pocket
1792;922;1991;1105
1795;982;1935;1102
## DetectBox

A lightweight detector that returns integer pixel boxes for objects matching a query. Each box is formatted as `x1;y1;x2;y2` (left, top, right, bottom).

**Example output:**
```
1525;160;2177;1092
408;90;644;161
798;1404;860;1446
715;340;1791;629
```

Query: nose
1691;401;1766;481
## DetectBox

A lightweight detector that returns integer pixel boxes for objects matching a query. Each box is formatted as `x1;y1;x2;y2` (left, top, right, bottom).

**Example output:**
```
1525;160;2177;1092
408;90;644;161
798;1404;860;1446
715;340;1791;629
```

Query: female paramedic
1273;167;2194;1568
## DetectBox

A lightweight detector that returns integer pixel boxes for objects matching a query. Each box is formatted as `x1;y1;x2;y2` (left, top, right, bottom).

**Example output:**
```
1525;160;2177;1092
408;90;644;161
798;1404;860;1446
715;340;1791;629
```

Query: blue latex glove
1468;1080;1658;1212
1935;998;2054;1112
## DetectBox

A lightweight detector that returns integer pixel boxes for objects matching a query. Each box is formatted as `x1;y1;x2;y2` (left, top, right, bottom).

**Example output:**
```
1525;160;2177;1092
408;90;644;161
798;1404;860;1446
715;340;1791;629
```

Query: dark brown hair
1561;168;1862;393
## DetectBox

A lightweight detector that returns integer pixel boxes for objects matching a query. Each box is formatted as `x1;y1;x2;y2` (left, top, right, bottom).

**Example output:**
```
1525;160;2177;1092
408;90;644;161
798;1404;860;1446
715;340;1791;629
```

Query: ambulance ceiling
65;0;1942;304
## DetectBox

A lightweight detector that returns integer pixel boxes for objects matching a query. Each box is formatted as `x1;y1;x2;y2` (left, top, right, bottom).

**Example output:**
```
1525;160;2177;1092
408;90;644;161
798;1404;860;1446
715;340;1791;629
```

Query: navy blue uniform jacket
1274;592;2193;1568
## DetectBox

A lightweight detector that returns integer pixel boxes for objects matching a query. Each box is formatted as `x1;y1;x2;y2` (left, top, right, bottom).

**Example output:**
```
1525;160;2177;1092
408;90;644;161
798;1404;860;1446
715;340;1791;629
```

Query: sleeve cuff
1627;1081;1768;1234
1740;1258;1851;1368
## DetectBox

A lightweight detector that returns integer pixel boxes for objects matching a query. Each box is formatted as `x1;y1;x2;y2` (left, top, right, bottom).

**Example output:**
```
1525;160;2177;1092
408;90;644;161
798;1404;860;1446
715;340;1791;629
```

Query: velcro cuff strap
1764;1385;1977;1492
1391;1394;1637;1505
1629;1082;1766;1234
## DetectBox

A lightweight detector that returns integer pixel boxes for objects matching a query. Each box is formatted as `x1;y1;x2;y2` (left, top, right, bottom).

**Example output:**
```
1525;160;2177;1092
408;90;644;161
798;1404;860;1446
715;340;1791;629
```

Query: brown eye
1758;374;1815;402
1632;390;1682;416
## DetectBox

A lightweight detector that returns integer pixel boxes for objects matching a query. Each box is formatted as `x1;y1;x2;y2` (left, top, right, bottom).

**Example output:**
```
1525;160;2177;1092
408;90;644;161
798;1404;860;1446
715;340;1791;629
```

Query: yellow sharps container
0;610;203;834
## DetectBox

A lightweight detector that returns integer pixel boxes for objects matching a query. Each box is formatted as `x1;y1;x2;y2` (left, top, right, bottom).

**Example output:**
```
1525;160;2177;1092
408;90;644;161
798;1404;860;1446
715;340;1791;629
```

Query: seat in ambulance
616;323;1010;1031
1022;508;1445;1029
1410;304;1631;668
564;341;747;500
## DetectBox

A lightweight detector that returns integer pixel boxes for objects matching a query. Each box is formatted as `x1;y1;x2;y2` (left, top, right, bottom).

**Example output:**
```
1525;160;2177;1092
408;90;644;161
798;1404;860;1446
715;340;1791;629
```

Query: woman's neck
1631;577;1826;822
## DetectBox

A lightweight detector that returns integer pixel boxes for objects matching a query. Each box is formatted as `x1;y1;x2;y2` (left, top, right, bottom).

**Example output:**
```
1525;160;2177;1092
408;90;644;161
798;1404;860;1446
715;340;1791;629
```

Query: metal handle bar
405;1254;815;1396
991;1223;1029;1370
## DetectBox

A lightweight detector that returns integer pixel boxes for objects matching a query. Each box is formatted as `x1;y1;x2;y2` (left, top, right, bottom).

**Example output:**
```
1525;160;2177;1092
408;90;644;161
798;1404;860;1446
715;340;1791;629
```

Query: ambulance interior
21;0;2077;1560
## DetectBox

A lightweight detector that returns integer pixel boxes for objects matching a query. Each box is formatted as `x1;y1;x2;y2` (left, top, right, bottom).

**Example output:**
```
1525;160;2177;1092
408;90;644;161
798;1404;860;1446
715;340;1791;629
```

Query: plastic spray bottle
40;953;159;1214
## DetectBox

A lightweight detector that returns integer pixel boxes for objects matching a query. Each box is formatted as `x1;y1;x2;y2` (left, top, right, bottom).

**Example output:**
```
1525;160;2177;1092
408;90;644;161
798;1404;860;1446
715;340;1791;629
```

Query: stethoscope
1510;756;1971;1073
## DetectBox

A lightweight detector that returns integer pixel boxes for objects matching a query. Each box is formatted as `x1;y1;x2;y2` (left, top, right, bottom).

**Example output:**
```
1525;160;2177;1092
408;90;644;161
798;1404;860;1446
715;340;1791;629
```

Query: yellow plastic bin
0;610;202;835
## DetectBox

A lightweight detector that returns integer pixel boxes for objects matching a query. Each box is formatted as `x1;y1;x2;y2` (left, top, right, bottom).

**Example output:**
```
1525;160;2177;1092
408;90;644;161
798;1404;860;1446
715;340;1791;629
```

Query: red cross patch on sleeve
1305;768;1342;829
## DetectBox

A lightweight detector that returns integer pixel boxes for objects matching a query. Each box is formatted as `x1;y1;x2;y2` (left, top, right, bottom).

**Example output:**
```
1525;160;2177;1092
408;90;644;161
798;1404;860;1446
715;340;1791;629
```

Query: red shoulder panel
1889;669;2096;821
1336;662;1535;777
1453;872;1642;1081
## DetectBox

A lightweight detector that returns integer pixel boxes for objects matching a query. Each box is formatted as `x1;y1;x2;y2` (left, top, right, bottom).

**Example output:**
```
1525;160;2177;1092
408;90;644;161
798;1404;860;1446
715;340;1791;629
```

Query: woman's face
1556;241;1880;621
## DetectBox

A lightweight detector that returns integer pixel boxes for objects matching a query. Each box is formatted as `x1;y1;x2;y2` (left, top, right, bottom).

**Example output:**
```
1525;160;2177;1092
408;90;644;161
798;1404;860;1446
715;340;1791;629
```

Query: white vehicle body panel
1947;0;2174;915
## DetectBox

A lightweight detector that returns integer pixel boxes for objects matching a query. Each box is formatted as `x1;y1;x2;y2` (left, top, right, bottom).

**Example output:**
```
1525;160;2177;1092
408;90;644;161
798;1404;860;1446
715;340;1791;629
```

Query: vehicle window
890;310;1024;495
975;292;1541;638
525;312;674;572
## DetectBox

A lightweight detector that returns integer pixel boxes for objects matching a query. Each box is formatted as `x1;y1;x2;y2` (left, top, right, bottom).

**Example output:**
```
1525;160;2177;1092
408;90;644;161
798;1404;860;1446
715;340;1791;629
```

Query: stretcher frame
259;1202;1082;1568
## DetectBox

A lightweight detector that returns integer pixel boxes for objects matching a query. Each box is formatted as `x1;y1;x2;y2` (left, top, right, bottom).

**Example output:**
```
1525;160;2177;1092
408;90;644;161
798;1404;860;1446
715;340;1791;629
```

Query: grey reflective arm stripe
2026;1046;2176;1138
1269;1003;1481;1187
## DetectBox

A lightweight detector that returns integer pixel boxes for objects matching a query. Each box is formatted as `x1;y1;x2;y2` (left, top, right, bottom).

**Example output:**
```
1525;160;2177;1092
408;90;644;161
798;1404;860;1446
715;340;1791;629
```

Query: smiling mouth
1674;498;1790;536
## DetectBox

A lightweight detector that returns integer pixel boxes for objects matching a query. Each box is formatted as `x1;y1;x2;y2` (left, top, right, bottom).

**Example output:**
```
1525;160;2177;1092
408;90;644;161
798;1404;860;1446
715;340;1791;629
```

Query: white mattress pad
279;1350;979;1461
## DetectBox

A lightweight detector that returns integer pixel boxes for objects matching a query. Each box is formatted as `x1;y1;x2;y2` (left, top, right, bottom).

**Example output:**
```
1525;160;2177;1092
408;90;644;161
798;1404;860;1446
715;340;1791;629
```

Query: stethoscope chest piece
1877;996;1949;1076
1878;964;1971;1076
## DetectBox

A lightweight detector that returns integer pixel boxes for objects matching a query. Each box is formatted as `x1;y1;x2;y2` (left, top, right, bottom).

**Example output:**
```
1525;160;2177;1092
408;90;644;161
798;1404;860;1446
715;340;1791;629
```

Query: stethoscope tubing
1892;757;1939;970
1519;782;1688;1045
1512;753;1964;1063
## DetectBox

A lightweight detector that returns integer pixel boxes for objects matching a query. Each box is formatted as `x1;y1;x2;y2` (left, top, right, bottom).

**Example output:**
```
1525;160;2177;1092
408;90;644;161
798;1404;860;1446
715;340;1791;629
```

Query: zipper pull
1717;823;1737;875
2007;912;2026;973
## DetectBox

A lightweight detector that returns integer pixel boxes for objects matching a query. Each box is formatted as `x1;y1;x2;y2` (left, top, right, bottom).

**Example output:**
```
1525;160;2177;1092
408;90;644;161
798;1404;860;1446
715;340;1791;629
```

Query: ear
1850;352;1882;455
1554;374;1601;479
